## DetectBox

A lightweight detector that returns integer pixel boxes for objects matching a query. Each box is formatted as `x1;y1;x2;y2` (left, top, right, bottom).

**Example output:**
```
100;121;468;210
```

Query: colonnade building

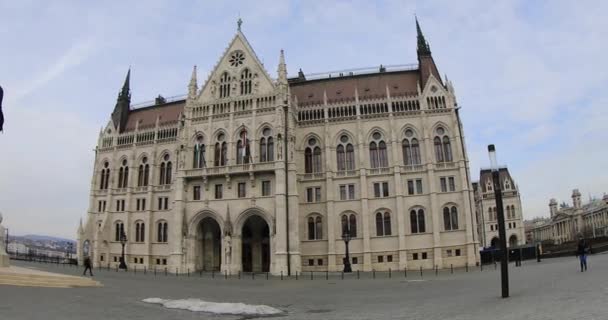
77;20;480;275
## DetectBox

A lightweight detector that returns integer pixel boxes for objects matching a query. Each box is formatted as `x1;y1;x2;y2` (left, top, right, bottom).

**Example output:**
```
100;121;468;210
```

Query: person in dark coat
83;256;93;276
576;237;589;272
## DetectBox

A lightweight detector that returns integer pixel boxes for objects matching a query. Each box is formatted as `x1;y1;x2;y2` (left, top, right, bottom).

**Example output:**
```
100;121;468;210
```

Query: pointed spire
120;68;131;98
111;68;132;132
188;65;198;98
416;16;431;56
277;49;287;84
78;218;84;234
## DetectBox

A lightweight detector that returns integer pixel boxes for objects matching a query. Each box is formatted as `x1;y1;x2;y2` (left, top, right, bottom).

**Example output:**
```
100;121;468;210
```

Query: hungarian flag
0;85;4;132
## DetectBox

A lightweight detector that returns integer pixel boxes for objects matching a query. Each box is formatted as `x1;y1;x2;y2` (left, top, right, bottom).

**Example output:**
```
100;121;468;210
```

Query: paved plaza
1;254;607;320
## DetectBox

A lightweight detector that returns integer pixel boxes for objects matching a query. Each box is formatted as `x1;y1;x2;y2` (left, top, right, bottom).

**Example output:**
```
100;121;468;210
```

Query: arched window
157;221;168;243
369;131;388;168
193;136;206;169
214;133;227;166
336;134;355;171
114;221;124;242
375;212;392;236
117;159;129;188
341;214;357;237
410;209;426;233
307;215;323;240
259;128;274;162
135;221;145;242
504;179;511;190
100;161;110;190
159;154;172;185
305;138;322;173
219;72;231;98
138;157;149;187
506;206;511;219
434;126;452;163
240;69;252;95
488;207;493;221
510;205;516;218
402;129;421;165
444;206;459;230
236;129;251;164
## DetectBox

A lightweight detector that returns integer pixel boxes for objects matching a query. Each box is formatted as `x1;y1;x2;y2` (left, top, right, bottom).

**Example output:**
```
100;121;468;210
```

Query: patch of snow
142;298;283;316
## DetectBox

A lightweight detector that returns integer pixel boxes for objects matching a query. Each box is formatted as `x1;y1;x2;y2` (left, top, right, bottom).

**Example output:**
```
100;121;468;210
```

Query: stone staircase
0;266;102;288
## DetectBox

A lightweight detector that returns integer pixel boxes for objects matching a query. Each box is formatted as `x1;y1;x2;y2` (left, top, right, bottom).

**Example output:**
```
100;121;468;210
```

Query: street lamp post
488;144;509;298
342;231;352;273
119;231;128;270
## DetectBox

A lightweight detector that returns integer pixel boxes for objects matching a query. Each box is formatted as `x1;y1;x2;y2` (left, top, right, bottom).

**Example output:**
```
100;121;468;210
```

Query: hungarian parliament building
77;20;480;274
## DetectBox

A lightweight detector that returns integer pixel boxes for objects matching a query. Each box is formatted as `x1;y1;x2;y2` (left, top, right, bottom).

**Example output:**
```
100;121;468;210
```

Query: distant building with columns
532;190;608;244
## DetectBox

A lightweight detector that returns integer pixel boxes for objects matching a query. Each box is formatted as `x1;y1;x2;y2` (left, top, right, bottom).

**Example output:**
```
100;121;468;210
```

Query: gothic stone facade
472;168;525;249
77;22;480;275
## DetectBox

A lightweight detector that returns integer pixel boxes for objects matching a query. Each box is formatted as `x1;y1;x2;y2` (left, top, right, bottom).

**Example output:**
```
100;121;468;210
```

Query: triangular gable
197;31;275;102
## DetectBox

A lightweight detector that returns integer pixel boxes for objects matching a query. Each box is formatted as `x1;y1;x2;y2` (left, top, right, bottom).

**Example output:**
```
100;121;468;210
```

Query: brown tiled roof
124;100;185;132
290;71;420;106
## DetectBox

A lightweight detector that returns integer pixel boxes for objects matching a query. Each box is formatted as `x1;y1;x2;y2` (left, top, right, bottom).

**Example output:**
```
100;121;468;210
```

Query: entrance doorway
241;215;270;272
199;217;221;271
509;235;518;248
490;237;500;248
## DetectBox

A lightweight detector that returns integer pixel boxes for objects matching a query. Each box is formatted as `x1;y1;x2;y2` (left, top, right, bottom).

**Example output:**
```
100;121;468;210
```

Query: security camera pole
488;144;509;298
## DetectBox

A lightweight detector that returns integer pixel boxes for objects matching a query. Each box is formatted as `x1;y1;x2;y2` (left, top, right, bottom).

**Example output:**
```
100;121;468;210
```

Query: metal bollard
341;271;344;280
187;268;190;277
389;268;391;278
373;269;375;279
494;261;497;270
404;267;407;278
116;265;118;272
224;271;227;279
357;270;360;279
281;271;283;280
176;267;179;276
134;265;136;274
435;265;438;276
295;271;298;280
310;271;313;280
420;266;423;278
451;264;453;274
326;270;328;280
144;266;147;275
164;267;167;276
154;268;157;276
466;263;468;272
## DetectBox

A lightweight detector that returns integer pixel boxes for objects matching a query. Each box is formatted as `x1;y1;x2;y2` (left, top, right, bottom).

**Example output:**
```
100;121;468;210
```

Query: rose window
229;51;245;67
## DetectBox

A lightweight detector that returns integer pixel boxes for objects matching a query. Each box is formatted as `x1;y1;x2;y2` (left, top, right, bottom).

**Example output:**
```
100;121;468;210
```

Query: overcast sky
1;1;607;239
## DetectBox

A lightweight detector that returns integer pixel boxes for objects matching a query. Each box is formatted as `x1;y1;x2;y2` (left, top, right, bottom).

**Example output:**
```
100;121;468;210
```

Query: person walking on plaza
83;256;93;276
576;236;589;272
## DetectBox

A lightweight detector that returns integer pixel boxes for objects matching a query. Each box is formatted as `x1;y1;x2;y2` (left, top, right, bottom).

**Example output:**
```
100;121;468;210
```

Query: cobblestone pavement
1;254;607;320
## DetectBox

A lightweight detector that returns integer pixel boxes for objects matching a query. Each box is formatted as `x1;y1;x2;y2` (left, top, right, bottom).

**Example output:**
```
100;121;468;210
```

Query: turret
188;65;198;99
415;17;442;88
572;189;582;209
110;69;131;132
549;198;558;217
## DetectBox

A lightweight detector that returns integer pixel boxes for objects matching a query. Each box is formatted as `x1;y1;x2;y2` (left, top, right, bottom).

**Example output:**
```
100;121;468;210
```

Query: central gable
198;31;275;102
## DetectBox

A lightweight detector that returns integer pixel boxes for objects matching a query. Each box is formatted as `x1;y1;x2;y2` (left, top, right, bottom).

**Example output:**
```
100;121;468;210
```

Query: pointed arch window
114;221;124;242
375;211;392;236
444;206;459;231
157;221;168;243
135;221;145;242
193;136;206;169
369;131;388;168
341;213;357;237
214;133;227;166
410;209;426;233
138;157;150;187
337;134;355;171
219;72;231;98
100;161;110;190
240;68;252;95
236;129;251;164
259;128;274;162
159;154;172;185
118;159;129;188
307;215;323;240
402;129;421;165
305;138;322;173
434;126;452;163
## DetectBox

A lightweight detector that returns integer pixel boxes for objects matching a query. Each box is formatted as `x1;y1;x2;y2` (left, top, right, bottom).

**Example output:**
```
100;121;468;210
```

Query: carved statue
210;80;217;97
224;235;232;266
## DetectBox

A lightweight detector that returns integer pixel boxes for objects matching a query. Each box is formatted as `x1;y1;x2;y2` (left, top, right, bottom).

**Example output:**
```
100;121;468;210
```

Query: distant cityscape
6;234;76;259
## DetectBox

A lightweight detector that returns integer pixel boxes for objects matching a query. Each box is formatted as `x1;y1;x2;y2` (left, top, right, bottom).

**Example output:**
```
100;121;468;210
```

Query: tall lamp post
119;231;128;270
342;231;352;273
488;144;509;298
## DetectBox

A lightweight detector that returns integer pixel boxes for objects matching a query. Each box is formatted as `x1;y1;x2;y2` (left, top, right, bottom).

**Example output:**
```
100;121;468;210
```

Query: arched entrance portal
241;215;270;273
490;237;500;248
198;217;221;271
509;235;518;248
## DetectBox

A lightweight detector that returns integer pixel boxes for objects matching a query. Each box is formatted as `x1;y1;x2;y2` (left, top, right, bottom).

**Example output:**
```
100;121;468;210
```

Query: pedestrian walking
575;236;589;272
83;256;94;276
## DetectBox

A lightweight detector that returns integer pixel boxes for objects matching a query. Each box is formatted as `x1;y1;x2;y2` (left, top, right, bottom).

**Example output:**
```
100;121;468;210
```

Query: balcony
134;186;149;193
368;167;392;175
299;173;326;181
113;188;128;195
184;162;277;179
335;170;358;177
435;162;457;170
154;185;172;192
402;165;424;172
